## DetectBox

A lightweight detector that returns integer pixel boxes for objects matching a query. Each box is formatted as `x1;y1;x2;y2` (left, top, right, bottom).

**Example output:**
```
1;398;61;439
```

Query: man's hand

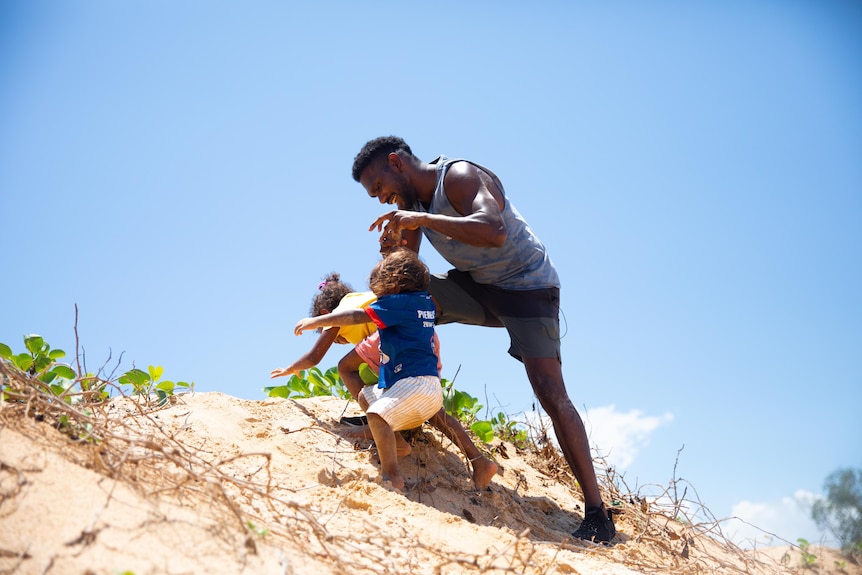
371;211;424;254
378;227;404;255
369;210;422;236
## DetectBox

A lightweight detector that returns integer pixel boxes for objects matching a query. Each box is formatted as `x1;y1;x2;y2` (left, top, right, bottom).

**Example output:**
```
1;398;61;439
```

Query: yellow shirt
332;292;378;345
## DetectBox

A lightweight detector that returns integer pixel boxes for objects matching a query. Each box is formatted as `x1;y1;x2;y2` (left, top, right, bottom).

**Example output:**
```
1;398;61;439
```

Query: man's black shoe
572;503;616;543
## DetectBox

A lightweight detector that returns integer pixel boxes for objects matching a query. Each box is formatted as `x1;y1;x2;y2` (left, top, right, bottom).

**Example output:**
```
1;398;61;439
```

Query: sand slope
1;379;858;575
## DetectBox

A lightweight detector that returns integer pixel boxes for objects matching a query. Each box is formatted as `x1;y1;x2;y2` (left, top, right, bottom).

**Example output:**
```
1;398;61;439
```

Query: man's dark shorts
429;270;561;363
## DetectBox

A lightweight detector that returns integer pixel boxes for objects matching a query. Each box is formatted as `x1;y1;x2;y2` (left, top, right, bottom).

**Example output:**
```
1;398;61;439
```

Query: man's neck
413;161;438;205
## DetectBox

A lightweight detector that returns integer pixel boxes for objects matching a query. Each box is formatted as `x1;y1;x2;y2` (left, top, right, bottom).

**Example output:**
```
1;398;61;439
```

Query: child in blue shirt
293;249;444;490
275;271;498;488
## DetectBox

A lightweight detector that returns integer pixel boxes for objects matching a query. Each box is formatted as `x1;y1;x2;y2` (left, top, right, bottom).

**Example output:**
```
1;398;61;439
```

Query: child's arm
294;309;370;336
270;327;340;379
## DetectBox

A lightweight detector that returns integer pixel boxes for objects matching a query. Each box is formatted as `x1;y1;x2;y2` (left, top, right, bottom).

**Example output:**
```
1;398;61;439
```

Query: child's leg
365;376;443;475
338;333;381;411
337;349;369;407
428;409;498;489
355;385;412;457
367;413;404;489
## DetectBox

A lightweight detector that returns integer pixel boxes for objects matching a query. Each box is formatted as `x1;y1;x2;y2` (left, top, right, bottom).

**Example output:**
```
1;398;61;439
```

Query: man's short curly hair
352;136;416;182
368;248;430;296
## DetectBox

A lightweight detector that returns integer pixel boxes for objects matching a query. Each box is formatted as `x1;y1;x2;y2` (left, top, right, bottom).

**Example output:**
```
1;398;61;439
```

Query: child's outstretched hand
294;318;316;336
270;367;296;379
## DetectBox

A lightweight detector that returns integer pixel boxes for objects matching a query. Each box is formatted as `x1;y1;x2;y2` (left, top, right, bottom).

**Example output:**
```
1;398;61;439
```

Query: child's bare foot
395;433;412;457
383;473;405;490
471;457;498;489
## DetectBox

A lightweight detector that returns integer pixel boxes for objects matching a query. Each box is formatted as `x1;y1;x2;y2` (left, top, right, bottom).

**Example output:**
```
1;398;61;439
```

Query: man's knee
533;382;573;414
525;363;573;415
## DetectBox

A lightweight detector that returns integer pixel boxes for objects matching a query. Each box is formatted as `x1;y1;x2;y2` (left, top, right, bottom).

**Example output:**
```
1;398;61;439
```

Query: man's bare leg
523;356;603;509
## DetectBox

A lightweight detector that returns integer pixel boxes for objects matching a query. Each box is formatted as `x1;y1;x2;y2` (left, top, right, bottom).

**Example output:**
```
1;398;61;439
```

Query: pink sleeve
354;332;380;375
432;332;442;376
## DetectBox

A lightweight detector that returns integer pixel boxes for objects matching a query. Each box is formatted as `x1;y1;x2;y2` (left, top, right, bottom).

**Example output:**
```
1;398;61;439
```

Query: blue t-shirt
365;292;439;389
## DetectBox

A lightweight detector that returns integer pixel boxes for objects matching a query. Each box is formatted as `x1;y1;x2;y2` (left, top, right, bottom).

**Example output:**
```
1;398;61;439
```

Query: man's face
359;155;414;209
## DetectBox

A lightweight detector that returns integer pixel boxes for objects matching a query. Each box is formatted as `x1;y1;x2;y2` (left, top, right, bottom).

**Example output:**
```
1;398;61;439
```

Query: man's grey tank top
413;156;560;290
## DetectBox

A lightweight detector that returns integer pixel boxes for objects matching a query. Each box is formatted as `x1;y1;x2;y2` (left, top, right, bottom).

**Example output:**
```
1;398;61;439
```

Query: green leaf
176;381;190;389
51;365;76;379
48;349;66;360
119;368;150;388
452;390;479;415
12;353;33;372
320;366;347;397
306;367;325;386
265;385;291;398
442;387;456;416
148;365;164;382
287;376;313;398
33;356;52;374
305;368;331;395
471;421;495;443
333;382;350;399
323;366;340;386
156;380;175;393
24;335;45;355
0;342;12;360
155;389;170;405
39;371;59;384
358;363;379;385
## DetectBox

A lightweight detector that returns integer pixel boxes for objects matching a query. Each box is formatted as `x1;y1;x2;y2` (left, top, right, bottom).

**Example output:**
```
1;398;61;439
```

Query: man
351;136;615;543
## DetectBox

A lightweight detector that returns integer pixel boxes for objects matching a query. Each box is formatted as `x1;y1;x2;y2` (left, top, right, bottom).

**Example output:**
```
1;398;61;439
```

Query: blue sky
2;0;860;547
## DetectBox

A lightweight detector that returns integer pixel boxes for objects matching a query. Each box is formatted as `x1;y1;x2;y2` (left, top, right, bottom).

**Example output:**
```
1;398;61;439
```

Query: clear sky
2;0;860;548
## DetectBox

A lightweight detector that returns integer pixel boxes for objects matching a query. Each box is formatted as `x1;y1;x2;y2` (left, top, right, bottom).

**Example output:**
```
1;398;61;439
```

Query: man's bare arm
370;165;507;248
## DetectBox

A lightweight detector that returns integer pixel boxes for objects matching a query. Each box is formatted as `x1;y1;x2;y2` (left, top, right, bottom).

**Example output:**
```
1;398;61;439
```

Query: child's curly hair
311;272;353;317
368;248;429;296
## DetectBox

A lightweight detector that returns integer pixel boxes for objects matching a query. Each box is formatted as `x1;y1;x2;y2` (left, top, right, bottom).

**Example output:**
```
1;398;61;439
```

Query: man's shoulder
440;160;484;195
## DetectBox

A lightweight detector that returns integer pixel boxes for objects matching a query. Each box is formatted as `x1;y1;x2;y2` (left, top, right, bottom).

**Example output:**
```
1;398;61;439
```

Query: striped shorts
359;375;443;432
